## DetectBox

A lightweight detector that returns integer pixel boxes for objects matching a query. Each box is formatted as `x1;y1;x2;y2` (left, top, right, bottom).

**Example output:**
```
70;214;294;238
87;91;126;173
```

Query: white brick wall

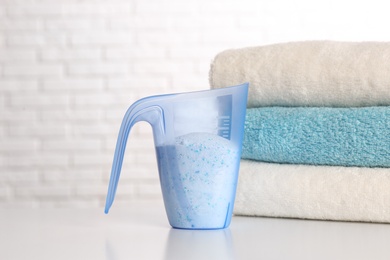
1;0;390;208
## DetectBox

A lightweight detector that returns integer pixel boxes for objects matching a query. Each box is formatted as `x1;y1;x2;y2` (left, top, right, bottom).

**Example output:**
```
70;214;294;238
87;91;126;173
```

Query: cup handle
105;99;165;214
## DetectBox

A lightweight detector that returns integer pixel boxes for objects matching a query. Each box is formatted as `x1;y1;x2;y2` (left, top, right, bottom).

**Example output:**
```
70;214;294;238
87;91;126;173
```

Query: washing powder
156;132;239;229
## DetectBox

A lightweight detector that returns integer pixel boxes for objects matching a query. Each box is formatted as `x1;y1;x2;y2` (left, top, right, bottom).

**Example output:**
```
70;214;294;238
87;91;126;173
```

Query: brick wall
1;0;389;208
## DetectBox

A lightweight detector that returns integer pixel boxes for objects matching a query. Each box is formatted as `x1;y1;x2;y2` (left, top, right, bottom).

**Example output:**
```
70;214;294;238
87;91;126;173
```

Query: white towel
234;160;390;223
210;41;390;107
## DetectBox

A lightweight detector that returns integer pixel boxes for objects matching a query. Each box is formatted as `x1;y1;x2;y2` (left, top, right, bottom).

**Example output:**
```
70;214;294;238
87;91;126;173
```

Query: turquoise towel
242;107;390;167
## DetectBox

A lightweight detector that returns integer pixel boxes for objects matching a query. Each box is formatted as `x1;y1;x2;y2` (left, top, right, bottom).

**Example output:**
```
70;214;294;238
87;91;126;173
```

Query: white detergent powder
156;132;240;229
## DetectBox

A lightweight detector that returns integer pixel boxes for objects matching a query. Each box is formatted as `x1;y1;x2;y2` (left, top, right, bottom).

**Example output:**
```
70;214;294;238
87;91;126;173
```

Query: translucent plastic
105;83;249;229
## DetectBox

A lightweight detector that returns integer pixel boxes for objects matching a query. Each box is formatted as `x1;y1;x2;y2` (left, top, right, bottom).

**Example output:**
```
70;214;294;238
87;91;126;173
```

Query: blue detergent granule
156;132;239;229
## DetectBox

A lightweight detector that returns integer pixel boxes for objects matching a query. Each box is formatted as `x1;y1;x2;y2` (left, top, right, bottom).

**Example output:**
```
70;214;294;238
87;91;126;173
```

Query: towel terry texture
242;106;390;167
210;41;390;223
210;41;390;107
234;160;390;223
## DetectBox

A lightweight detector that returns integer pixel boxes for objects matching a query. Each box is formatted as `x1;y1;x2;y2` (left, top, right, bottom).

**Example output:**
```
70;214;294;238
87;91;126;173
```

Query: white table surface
2;200;390;260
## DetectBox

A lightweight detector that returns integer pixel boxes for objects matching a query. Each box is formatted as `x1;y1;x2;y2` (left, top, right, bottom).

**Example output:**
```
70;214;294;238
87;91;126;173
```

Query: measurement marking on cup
218;116;231;139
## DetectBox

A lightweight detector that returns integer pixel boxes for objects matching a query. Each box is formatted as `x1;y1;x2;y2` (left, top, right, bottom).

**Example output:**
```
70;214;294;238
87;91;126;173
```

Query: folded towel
210;41;390;107
234;160;390;223
242;106;390;167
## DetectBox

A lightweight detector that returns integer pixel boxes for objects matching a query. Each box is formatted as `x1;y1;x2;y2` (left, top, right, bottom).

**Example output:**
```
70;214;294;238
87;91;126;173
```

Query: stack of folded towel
210;41;390;223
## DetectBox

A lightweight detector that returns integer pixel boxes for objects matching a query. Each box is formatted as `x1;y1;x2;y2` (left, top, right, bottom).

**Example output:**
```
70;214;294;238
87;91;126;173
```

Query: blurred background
1;0;390;208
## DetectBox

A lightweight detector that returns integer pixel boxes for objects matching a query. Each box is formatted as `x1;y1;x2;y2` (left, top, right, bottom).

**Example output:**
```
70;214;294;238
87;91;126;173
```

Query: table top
2;201;390;260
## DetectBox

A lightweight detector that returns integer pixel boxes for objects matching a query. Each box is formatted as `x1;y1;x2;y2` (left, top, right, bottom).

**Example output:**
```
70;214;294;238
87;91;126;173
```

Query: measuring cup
105;83;249;229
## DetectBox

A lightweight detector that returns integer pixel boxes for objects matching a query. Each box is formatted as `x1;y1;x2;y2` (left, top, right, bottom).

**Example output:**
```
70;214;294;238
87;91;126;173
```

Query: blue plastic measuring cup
105;83;248;229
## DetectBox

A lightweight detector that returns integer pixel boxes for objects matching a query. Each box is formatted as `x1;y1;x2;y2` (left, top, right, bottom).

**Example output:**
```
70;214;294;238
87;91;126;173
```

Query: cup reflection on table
164;228;235;260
